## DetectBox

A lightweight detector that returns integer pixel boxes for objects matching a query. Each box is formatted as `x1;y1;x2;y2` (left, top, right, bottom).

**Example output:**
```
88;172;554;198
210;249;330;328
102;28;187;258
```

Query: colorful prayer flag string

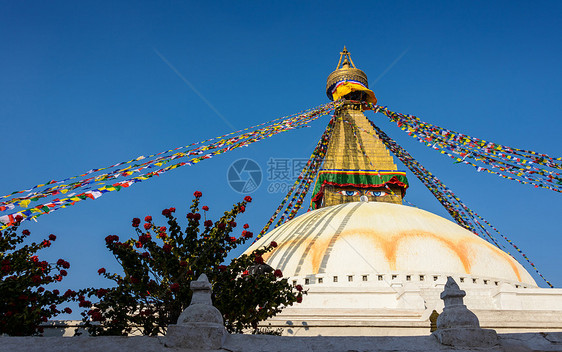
363;103;562;194
0;103;339;210
256;117;335;240
0;101;341;228
365;116;553;287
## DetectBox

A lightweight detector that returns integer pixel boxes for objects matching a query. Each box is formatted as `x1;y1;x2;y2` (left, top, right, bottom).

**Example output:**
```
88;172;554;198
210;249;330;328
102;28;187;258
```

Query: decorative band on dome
327;79;377;104
311;169;409;208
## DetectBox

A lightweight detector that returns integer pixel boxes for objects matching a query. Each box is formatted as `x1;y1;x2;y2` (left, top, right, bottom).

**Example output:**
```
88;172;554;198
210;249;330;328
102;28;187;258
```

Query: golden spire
326;47;371;102
311;48;408;208
335;46;357;69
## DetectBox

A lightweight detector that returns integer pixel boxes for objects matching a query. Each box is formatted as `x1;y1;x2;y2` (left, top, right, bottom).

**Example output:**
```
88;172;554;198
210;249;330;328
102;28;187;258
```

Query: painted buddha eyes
338;190;388;197
339;190;360;196
367;191;387;197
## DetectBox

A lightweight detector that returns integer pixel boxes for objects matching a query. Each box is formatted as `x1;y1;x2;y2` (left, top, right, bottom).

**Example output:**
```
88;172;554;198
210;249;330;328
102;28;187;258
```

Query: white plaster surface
245;202;536;286
1;332;562;352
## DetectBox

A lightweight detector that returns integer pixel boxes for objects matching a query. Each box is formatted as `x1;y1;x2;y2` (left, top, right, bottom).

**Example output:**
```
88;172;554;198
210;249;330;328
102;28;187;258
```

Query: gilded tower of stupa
311;47;408;208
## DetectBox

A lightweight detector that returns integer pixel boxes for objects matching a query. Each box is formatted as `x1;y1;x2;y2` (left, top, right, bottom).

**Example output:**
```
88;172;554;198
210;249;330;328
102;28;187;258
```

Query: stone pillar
432;276;498;348
165;274;228;350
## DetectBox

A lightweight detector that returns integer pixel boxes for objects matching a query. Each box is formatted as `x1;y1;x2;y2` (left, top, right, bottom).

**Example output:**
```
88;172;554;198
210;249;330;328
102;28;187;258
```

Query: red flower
270;241;278;248
22;229;30;235
139;234;151;244
49;234;56;241
202;206;209;211
64;307;72;314
243;223;249;229
170;283;180;292
218;222;226;229
296;295;303;303
98;268;106;275
193;191;202;198
204;220;213;227
295;284;303;292
60;269;68;276
31;255;39;263
90;310;104;321
218;265;227;272
242;270;249;277
15;215;23;222
132;218;141;227
96;288;108;298
143;223;151;230
105;235;119;243
53;289;60;295
244;196;252;202
170;207;176;212
240;205;245;213
274;269;283;278
162;208;171;216
41;240;51;247
254;255;264;264
229;221;237;228
163;244;172;253
242;231;253;238
31;275;42;283
144;215;152;222
187;212;200;220
38;287;45;293
159;226;166;232
229;236;237;243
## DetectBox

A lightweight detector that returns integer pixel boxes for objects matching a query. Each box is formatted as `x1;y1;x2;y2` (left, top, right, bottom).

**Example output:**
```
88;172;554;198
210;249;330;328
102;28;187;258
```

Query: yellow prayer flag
19;199;31;208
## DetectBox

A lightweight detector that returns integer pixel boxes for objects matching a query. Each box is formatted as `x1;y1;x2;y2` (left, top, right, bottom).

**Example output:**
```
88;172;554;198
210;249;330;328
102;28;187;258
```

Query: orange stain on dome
469;236;522;282
341;229;472;273
309;238;332;274
262;226;522;283
261;237;332;274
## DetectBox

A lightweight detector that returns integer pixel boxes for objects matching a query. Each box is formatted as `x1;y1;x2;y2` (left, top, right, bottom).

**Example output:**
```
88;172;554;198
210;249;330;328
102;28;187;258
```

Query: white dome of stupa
244;202;536;287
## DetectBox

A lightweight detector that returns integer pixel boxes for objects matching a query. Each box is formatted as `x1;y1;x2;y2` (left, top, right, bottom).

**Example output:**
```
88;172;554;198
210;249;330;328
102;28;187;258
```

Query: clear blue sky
1;1;560;319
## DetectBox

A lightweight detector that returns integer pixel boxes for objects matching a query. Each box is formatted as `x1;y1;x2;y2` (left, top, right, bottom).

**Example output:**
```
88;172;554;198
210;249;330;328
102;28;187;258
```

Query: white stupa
243;48;562;336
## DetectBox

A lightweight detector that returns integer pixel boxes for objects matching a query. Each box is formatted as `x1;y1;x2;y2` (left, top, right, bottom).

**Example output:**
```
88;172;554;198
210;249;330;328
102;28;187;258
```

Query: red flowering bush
78;193;303;336
0;224;72;335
